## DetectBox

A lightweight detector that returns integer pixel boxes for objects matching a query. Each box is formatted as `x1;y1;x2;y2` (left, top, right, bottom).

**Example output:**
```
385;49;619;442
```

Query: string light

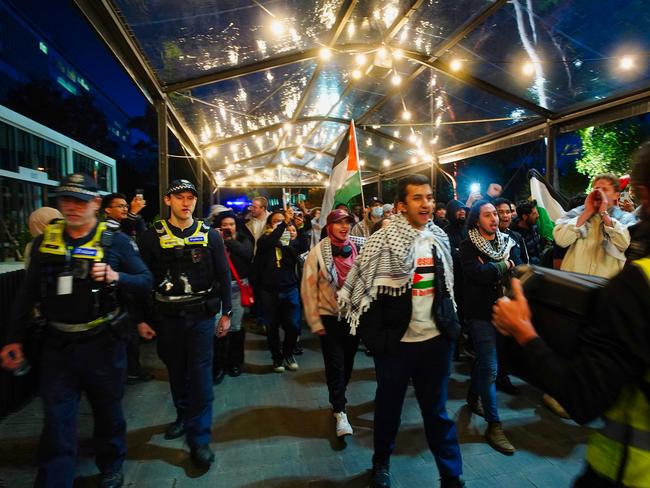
392;48;403;59
391;74;402;86
271;20;285;36
619;55;635;70
205;147;217;158
401;110;411;121
360;159;366;167
377;46;388;59
355;53;367;66
449;58;463;72
366;138;373;146
522;61;535;76
319;47;333;61
352;69;362;80
296;145;305;156
383;158;391;167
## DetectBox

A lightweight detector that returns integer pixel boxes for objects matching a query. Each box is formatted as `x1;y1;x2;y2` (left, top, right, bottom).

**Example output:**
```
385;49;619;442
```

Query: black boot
371;455;390;488
213;335;229;385
228;329;245;377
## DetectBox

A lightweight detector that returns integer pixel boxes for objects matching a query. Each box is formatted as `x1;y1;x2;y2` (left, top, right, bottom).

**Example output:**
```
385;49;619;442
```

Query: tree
576;123;642;189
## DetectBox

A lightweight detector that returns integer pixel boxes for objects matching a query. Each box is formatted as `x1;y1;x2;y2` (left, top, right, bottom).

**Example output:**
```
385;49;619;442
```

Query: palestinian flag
320;121;362;225
528;169;568;241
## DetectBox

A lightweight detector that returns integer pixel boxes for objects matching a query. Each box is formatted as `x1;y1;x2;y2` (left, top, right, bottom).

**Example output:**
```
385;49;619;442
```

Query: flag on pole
528;169;568;241
319;121;363;226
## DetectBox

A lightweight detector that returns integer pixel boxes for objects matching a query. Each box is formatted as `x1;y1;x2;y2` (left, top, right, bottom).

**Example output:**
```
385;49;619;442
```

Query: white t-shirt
401;231;440;342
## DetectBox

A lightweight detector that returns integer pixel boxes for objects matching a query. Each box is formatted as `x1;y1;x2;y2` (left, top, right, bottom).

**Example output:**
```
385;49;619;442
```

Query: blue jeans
216;280;245;332
373;336;462;479
468;319;499;422
36;333;126;487
261;287;301;361
157;314;214;447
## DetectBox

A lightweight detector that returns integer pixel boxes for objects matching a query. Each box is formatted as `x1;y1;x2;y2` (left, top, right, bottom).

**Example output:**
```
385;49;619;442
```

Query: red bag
227;254;255;307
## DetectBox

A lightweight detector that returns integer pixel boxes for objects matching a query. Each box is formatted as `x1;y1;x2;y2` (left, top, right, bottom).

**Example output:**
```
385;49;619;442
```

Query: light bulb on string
383;158;391;167
355;53;367;66
391;74;402;86
352;69;362;80
271;20;285;36
319;47;333;61
401;110;411;121
449;58;462;72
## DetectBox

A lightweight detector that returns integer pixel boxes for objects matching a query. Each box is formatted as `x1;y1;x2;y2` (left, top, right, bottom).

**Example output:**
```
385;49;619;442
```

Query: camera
222;228;232;238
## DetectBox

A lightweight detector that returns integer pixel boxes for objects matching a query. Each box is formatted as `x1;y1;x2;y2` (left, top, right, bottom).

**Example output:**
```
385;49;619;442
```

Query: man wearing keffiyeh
338;174;464;488
460;199;522;455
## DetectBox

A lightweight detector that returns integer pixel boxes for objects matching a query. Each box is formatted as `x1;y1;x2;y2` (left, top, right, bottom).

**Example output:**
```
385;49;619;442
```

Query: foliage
576;124;642;189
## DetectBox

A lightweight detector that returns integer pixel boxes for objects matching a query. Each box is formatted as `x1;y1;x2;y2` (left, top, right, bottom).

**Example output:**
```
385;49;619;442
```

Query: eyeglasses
111;204;129;209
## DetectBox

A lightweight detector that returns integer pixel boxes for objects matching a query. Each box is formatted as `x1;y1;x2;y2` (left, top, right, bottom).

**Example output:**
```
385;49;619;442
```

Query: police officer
136;179;231;468
0;173;153;488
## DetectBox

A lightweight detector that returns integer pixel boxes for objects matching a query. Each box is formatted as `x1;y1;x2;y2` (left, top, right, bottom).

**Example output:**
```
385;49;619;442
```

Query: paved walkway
0;328;590;487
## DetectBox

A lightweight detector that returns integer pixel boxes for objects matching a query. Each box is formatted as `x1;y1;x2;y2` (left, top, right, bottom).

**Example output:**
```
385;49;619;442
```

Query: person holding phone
212;211;253;383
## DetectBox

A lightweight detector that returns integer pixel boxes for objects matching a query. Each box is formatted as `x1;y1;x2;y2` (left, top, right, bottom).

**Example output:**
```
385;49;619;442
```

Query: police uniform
4;173;153;488
138;180;231;462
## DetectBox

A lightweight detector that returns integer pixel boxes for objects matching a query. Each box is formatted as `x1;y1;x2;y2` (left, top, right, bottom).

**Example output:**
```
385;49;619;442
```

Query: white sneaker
334;411;353;438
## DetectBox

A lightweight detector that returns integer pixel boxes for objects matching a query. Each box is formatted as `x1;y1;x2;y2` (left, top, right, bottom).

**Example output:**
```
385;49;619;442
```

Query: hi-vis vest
40;220;106;261
586;256;650;487
152;219;214;298
38;220;117;324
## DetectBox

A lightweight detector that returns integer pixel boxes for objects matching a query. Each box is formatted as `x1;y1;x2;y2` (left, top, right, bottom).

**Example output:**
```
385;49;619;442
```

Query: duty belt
49;309;121;333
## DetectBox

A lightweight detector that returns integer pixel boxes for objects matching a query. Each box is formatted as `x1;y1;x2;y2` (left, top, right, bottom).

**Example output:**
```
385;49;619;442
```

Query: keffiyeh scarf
468;227;514;261
337;213;455;335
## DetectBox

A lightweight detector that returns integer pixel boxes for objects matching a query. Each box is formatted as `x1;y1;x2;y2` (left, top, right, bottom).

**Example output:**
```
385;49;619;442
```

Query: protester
309;207;322;248
102;192;147;241
466;182;503;207
339;174;464;488
351;197;383;238
511;200;546;265
212;211;253;384
434;202;449;228
301;209;360;439
254;208;302;372
494;198;527;264
245;196;271;246
460;200;521;454
24;207;62;269
554;174;638;278
492;142;650;488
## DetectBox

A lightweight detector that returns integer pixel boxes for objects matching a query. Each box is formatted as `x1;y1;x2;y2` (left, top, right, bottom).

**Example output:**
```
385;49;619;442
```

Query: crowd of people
1;144;649;488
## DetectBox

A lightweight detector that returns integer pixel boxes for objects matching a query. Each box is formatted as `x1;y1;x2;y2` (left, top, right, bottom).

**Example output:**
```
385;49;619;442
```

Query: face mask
279;230;291;246
371;207;383;218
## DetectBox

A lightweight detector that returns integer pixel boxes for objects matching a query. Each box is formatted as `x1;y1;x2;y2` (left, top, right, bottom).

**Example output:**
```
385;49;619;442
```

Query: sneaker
333;411;353;438
99;471;124;488
485;422;515;455
272;359;285;373
370;457;390;488
440;476;466;488
284;355;299;371
293;344;304;355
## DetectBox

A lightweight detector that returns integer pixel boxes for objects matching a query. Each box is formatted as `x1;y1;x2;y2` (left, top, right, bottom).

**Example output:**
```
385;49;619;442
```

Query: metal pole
431;155;438;200
195;157;204;217
545;123;558;189
377;175;382;200
156;99;169;218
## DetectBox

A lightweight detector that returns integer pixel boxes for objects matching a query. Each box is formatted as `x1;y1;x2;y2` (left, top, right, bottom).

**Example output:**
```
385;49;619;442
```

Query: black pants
125;322;142;376
261;288;301;362
319;315;359;412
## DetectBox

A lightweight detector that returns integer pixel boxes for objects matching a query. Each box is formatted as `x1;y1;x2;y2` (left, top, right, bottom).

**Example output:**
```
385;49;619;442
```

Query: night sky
7;0;147;118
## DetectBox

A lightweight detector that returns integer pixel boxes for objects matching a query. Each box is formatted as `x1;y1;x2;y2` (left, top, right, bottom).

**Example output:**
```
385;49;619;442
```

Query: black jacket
460;236;522;321
225;231;253;280
357;246;460;355
253;222;301;292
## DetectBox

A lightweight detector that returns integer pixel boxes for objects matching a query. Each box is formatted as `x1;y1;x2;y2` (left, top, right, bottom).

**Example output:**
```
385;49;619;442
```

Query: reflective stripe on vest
585;257;650;487
157;220;209;249
39;221;106;261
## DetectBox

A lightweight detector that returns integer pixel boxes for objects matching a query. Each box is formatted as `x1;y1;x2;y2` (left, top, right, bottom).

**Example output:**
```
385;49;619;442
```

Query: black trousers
319;315;360;412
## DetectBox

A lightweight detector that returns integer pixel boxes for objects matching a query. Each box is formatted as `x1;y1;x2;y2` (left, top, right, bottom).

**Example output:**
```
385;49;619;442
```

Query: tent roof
74;0;650;188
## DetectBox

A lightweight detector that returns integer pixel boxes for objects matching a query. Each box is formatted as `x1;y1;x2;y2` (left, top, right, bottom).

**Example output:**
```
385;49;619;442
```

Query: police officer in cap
0;173;153;488
137;179;231;468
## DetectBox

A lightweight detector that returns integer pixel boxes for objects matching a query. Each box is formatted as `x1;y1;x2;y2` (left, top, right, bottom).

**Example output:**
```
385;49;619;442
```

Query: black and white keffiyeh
337;213;455;335
467;227;514;261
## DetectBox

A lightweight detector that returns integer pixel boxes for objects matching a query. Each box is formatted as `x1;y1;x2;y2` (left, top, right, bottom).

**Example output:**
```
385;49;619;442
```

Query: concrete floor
0;327;590;487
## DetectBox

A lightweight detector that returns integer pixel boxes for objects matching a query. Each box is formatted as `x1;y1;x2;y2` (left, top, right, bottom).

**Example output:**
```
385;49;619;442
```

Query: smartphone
135;189;144;199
